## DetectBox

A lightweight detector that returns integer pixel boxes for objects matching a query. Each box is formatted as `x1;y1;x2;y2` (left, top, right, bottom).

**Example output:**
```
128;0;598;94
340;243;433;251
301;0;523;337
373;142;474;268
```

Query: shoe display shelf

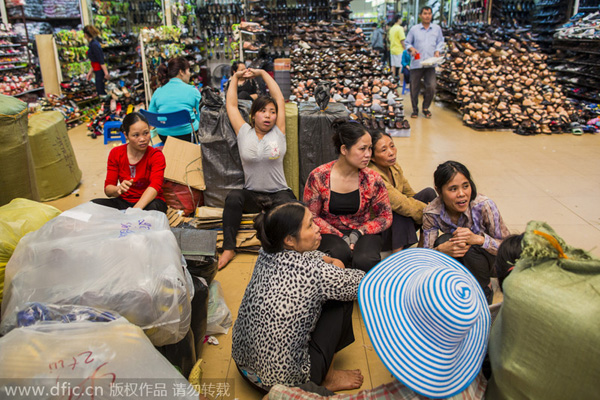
289;20;410;132
0;23;44;100
128;0;164;30
196;1;242;61
530;0;572;53
441;23;575;135
140;26;185;107
455;0;490;23
490;0;535;27
550;38;600;104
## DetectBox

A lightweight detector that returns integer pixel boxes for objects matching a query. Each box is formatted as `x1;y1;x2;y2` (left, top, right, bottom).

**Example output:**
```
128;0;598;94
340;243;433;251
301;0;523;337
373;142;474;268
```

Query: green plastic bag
486;221;600;400
0;198;61;304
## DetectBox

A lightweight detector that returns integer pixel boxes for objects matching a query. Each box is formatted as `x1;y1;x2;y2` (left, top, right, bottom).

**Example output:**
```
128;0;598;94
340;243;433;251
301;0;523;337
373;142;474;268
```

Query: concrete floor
46;100;600;399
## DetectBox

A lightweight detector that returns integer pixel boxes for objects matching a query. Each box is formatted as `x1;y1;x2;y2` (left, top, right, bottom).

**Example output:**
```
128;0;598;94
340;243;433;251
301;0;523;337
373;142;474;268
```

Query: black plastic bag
298;101;349;194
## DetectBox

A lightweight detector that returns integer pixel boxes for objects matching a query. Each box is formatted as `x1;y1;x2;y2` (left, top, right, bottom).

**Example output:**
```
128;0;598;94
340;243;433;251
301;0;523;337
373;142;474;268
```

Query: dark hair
83;25;100;38
249;95;278;126
369;129;392;150
494;234;524;290
331;118;369;155
254;202;307;253
231;60;244;76
420;6;433;14
394;14;402;24
121;112;149;136
386;21;394;28
433;161;477;200
157;57;190;86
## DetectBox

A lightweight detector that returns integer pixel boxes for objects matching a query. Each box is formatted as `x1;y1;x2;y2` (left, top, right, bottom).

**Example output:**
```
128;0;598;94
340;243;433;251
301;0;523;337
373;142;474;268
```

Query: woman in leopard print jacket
232;202;365;396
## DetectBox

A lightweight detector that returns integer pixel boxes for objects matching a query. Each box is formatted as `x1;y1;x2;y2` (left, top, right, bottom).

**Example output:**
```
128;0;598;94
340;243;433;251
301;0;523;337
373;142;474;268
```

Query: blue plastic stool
402;80;410;95
103;120;126;145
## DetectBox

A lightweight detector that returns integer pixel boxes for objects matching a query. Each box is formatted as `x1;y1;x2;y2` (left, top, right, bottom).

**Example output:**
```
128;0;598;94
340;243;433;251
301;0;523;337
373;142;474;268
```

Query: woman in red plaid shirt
303;119;392;272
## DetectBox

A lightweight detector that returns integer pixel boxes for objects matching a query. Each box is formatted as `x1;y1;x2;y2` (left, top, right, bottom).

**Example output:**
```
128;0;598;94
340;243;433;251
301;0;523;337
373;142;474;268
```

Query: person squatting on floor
422;160;511;303
219;67;297;270
232;202;365;396
303;119;392;273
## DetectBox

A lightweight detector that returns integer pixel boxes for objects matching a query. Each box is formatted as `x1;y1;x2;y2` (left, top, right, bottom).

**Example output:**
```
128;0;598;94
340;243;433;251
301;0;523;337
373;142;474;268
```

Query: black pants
318;232;382;273
402;66;410;85
435;233;495;304
158;133;193;145
91;197;167;213
236;300;352;397
409;67;437;113
222;188;297;250
381;187;437;251
94;69;106;96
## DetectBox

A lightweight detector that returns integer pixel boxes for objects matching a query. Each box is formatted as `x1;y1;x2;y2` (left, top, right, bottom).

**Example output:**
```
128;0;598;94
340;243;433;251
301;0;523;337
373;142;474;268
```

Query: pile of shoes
289;20;409;130
441;23;573;135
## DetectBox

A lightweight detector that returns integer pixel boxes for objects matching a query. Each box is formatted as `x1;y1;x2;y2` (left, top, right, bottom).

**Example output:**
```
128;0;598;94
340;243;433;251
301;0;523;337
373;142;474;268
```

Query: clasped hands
438;227;484;258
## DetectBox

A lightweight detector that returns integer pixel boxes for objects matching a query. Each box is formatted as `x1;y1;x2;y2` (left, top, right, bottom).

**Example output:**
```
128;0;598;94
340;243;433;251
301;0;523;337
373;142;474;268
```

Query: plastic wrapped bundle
0;202;193;346
0;318;199;400
0;199;61;304
198;88;250;208
298;101;348;194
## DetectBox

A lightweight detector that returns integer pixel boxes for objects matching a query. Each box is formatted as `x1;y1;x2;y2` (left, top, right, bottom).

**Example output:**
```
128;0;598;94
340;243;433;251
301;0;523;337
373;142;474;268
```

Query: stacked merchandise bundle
439;24;573;135
289;20;408;131
7;0;44;18
43;0;80;18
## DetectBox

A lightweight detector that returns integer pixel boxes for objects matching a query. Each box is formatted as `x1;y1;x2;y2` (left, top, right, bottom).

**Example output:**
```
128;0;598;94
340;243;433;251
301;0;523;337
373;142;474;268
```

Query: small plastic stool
402;80;410;95
103;120;126;145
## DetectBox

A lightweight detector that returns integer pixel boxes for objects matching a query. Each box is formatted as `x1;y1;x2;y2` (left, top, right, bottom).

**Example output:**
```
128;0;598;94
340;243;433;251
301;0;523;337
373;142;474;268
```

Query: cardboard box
162;137;206;190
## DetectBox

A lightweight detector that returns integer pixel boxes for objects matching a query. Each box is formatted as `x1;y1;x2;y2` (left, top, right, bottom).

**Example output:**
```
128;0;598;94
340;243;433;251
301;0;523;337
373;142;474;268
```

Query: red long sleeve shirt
104;145;166;204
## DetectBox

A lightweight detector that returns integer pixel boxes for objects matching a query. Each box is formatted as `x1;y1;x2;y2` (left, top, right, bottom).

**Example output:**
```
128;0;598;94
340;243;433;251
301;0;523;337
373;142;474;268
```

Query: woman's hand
436;239;471;258
233;69;253;81
117;180;133;195
86;70;93;81
323;255;345;269
451;227;484;246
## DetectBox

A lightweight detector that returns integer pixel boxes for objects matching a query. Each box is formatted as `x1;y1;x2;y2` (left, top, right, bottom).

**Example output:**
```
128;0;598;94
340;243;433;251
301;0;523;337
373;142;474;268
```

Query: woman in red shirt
303;119;392;273
92;112;167;212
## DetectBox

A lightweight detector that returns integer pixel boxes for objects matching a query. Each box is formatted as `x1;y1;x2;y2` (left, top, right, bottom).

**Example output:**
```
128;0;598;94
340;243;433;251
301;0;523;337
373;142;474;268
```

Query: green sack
27;111;82;201
283;102;299;199
486;221;600;400
0;94;38;206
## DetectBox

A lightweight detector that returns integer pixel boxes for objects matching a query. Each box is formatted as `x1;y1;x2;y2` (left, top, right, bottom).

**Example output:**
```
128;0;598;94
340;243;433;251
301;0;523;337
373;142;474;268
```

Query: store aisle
46;101;600;399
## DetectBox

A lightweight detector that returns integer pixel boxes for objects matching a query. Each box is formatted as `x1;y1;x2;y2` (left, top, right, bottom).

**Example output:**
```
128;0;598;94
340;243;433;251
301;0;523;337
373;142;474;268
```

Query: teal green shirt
148;78;202;137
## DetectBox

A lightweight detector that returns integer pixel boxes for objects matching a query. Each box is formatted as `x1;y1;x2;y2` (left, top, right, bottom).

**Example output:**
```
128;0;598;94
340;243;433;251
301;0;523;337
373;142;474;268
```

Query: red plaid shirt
303;161;392;237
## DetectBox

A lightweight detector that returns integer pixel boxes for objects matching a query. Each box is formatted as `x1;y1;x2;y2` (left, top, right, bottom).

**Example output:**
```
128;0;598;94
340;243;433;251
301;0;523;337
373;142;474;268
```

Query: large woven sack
0;94;37;205
283;102;299;199
28;111;82;201
486;220;600;400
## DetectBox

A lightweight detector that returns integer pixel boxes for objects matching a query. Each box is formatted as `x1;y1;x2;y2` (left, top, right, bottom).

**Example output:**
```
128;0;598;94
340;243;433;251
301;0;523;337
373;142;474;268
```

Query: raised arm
226;69;251;134
251;68;286;134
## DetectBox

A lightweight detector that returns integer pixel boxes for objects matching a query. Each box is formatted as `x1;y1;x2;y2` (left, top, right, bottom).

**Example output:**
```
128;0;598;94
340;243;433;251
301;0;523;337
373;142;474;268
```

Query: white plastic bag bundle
0;202;193;346
0;318;199;400
206;281;232;335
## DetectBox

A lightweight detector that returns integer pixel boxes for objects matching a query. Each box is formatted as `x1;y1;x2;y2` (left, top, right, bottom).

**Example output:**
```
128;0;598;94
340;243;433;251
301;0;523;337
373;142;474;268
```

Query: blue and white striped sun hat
358;248;490;399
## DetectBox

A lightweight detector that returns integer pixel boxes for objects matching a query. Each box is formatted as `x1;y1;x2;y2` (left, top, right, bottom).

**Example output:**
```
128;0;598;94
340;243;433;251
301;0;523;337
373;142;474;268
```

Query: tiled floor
46;101;600;399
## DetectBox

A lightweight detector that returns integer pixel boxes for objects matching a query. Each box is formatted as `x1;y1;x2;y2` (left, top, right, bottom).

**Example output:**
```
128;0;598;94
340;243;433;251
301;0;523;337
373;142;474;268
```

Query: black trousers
158;133;193;145
91;197;167;213
435;233;495;304
409;67;437;113
222;188;297;250
236;300;352;397
318;232;382;273
94;69;106;96
381;187;437;251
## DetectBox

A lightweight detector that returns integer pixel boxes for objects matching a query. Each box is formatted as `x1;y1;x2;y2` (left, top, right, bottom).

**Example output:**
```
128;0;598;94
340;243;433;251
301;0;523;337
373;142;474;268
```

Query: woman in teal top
148;57;201;144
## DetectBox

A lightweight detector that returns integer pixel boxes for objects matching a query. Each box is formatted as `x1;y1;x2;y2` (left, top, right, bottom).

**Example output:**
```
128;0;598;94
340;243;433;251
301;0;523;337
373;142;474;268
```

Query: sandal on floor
411;111;418;118
423;109;432;119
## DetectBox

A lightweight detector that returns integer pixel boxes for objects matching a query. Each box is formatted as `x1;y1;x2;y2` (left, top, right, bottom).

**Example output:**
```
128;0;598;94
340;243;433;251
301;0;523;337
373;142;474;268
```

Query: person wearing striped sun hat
264;248;490;400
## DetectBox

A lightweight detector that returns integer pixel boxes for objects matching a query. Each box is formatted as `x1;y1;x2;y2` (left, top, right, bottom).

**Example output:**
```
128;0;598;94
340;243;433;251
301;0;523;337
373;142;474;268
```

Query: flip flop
423;109;432;119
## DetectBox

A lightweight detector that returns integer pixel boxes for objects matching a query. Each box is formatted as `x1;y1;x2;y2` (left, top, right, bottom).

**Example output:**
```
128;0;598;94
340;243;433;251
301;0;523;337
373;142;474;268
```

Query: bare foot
218;249;235;270
322;369;363;392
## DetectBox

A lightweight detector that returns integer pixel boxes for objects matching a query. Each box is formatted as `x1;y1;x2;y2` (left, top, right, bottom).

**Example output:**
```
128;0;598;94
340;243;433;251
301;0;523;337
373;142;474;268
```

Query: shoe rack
530;0;572;53
455;0;490;23
0;23;43;99
490;0;534;27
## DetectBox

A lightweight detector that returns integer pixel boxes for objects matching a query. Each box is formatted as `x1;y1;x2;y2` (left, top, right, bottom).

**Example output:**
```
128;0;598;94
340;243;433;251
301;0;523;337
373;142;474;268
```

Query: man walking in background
405;6;444;119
